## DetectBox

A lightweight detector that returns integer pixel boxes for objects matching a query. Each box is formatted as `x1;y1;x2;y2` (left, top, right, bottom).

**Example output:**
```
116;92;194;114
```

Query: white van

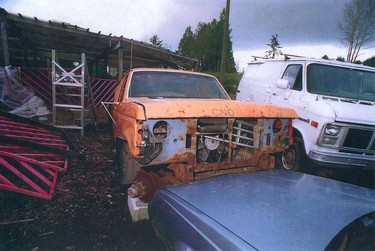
237;56;375;170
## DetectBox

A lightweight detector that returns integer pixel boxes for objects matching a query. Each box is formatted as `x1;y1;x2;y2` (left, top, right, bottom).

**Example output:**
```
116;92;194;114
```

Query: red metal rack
0;111;72;200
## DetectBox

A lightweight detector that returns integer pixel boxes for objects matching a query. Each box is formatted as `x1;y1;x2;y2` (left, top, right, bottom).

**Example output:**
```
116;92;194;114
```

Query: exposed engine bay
129;117;292;203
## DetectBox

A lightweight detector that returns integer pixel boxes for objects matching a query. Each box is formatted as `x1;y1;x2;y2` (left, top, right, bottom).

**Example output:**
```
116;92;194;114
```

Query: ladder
52;50;96;136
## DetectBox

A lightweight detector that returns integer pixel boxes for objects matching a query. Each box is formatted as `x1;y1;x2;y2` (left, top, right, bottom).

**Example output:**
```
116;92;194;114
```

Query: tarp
0;66;49;118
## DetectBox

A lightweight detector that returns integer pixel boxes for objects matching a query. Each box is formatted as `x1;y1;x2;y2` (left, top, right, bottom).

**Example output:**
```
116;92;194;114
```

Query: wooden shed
0;8;198;79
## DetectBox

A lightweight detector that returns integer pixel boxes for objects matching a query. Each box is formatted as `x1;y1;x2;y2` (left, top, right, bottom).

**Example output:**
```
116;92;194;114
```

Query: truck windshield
307;64;375;102
128;71;230;99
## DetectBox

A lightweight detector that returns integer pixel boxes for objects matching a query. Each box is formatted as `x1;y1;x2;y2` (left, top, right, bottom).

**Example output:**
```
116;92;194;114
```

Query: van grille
340;127;375;155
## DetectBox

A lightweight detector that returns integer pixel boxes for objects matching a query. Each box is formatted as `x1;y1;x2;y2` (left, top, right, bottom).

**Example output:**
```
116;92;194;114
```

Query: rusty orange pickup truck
112;68;298;203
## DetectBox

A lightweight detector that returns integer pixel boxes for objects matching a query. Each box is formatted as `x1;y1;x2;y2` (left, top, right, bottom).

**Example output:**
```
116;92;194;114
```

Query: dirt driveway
1;125;373;250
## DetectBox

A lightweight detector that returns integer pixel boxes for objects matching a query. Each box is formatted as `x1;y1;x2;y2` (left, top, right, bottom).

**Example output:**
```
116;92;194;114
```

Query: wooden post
0;13;10;65
130;39;133;69
118;49;123;80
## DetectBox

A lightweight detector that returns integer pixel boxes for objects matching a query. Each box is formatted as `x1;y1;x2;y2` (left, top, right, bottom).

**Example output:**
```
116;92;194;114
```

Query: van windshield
128;71;230;100
307;64;375;102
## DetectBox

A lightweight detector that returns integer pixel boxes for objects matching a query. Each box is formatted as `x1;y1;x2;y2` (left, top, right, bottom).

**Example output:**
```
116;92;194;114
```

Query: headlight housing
324;124;341;136
319;123;342;146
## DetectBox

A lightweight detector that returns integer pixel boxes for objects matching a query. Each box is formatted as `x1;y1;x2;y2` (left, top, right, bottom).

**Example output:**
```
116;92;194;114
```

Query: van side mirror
276;79;289;89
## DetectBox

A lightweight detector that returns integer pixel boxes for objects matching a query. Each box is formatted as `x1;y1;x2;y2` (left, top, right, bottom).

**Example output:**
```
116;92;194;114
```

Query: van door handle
284;91;292;100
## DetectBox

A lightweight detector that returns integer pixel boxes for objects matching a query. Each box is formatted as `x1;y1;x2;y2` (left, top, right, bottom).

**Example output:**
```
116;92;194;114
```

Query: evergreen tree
265;34;283;59
363;56;375;67
149;34;163;47
177;26;195;56
177;8;236;73
218;9;236;73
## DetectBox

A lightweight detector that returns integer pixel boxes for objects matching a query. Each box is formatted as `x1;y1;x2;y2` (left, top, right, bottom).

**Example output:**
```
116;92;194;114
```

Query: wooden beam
92;40;121;63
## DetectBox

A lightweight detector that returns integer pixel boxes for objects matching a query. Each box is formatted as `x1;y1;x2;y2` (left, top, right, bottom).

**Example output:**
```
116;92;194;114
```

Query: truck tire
279;138;304;171
116;138;141;185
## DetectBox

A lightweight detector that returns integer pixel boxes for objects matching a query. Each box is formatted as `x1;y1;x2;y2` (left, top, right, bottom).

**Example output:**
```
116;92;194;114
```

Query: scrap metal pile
0;111;73;199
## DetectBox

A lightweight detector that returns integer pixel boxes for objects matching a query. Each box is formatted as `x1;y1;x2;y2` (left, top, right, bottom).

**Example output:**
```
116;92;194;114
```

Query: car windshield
128;71;230;99
307;64;375;102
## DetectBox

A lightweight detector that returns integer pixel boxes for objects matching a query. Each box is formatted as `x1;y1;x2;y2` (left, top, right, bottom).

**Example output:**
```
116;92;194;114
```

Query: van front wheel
279;138;303;171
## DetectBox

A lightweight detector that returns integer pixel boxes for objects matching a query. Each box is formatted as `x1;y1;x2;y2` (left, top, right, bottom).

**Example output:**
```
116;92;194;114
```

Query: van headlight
321;137;337;145
320;123;342;146
324;124;341;136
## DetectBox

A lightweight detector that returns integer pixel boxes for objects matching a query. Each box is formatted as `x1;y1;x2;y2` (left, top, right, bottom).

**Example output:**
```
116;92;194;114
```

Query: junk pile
0;66;49;118
0;111;74;199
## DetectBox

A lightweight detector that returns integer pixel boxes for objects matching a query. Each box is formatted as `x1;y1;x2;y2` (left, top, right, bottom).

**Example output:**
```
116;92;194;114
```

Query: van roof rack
251;54;307;62
251;54;306;61
251;55;267;61
282;53;305;60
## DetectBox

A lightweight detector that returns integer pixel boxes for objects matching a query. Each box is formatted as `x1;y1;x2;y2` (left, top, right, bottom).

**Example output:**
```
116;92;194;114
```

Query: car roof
162;169;375;250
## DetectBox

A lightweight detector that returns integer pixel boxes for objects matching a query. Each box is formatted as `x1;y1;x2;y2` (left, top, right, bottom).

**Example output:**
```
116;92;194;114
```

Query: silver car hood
158;170;375;250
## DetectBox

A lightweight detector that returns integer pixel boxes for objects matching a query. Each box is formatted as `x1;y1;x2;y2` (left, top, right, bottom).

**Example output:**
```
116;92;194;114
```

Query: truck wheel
116;138;141;185
279;138;303;171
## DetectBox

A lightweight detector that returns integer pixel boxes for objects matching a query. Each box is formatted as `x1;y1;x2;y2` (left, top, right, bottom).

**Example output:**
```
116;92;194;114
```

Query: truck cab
237;57;375;170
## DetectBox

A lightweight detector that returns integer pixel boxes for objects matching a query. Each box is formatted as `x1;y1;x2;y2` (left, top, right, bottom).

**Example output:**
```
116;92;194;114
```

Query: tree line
150;8;237;73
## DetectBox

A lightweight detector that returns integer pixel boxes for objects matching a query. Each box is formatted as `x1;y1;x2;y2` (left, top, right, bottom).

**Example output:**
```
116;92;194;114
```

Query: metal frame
0;111;71;200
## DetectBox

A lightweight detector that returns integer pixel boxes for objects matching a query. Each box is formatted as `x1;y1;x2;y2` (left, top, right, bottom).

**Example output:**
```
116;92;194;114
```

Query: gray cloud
230;0;350;50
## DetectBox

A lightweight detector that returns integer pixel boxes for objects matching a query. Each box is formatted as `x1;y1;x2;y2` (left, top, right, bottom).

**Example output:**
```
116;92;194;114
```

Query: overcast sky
1;0;374;70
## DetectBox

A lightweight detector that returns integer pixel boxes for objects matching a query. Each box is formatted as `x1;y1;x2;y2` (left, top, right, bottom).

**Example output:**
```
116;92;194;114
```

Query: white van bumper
309;150;375;168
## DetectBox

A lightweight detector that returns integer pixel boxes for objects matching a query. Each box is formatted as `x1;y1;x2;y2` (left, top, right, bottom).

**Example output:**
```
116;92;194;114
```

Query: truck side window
282;65;302;91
